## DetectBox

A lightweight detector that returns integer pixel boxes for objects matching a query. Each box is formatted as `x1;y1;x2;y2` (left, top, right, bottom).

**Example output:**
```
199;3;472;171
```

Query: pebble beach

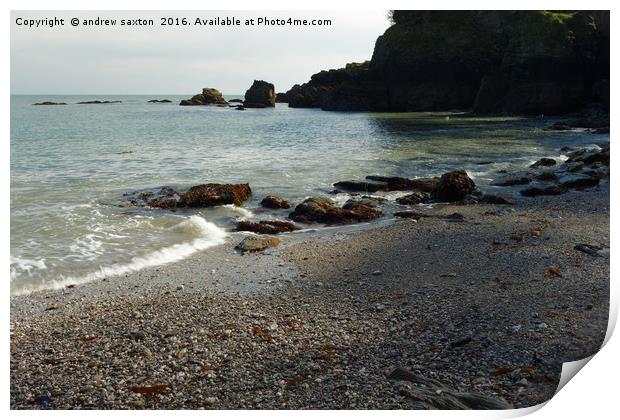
10;184;609;409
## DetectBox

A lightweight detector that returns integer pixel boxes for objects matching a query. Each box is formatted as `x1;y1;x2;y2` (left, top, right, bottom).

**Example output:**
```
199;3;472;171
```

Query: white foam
10;256;47;280
221;204;254;219
12;215;228;296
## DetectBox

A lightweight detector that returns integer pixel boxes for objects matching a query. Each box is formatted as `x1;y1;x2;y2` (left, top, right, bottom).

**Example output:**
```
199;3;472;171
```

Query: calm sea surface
10;94;606;295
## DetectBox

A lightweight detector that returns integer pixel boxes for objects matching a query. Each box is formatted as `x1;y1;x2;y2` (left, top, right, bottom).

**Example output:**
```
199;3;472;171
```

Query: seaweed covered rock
432;170;476;202
178;183;251;207
141;183;251;209
180;88;228;106
244;80;276;108
289;196;382;224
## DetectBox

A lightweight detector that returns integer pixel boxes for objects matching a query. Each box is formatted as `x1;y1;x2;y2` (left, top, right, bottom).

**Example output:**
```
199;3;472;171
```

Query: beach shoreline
10;184;610;409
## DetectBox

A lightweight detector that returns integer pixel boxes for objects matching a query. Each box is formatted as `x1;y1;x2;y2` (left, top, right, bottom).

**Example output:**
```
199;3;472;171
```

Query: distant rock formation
244;80;275;108
148;99;172;103
33;102;67;105
180;88;228;106
275;92;288;103
286;11;610;115
76;100;122;104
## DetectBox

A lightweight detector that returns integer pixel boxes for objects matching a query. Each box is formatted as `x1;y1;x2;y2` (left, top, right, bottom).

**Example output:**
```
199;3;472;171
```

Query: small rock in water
371;270;382;276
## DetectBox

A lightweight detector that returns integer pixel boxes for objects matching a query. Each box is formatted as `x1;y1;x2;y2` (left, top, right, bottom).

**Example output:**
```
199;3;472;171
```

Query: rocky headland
286;11;610;115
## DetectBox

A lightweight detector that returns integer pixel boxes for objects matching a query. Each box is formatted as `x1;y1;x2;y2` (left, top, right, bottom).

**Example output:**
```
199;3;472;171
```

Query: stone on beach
235;236;281;253
432;170;476;202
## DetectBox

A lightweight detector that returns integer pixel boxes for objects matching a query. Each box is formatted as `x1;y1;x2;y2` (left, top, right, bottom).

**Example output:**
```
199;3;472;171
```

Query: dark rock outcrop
180;88;228;106
286;11;609;114
148;99;172;103
530;158;556;168
365;175;439;192
33;101;67;105
244;80;275;108
432;170;476;202
275;92;288;103
333;180;389;193
260;195;291;209
236;220;298;234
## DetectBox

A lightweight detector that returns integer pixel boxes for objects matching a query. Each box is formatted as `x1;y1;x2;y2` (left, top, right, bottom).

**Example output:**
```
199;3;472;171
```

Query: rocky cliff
286;11;609;114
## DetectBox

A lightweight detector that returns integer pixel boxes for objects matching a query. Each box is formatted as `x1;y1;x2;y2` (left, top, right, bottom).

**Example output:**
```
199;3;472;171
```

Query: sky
10;10;391;95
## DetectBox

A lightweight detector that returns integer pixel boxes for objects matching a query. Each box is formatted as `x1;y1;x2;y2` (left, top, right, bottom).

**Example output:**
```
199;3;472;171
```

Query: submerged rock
432;170;476;202
244;80;276;108
179;88;228;106
33;101;67;105
148;99;172;103
236;220;298;234
236;236;281;253
260;195;291;209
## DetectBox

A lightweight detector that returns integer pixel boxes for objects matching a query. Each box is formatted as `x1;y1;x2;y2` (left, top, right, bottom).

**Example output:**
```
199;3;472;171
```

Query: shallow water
10;95;606;295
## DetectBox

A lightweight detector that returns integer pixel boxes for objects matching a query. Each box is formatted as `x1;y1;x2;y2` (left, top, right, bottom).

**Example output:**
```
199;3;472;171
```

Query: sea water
10;95;606;295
